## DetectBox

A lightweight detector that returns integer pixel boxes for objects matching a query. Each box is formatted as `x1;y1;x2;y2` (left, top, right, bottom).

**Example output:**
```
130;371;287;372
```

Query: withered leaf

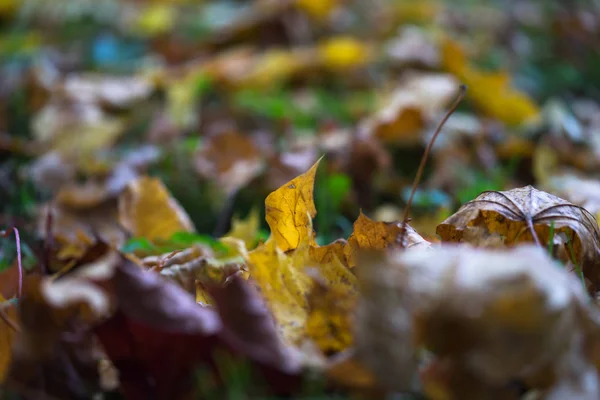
207;275;302;376
194;130;264;195
95;259;302;399
118;176;195;241
347;211;430;267
436;186;600;289
355;245;598;395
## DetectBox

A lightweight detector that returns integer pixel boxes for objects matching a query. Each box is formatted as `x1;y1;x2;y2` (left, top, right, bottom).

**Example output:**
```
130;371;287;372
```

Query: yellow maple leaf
264;157;322;252
249;160;358;350
118;177;195;241
248;240;313;343
249;236;357;347
441;38;540;126
305;271;357;352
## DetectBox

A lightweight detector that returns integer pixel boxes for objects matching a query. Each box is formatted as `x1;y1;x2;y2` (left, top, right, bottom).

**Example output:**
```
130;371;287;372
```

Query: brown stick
399;85;467;246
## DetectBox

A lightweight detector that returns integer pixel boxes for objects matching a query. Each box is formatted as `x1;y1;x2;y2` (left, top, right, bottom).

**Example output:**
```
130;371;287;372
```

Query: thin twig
1;227;22;298
399;85;467;246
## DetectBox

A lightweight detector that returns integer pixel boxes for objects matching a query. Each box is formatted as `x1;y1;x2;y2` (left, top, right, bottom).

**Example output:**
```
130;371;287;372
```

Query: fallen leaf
385;25;440;68
248;240;312;344
296;0;338;20
318;36;373;70
305;271;357;353
326;351;380;392
32;101;125;159
134;3;176;36
207;275;303;376
355;245;599;395
194;129;264;195
118;176;195;242
62;73;153;109
543;172;600;219
95;260;302;399
347;211;430;266
358;72;459;144
2;252;119;397
264;157;321;252
224;208;260;250
441;38;540;126
0;302;18;382
354;250;418;391
436;186;600;291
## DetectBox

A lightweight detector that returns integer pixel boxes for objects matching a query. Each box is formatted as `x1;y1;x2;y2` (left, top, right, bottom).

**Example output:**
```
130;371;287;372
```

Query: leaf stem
526;218;542;248
400;85;467;245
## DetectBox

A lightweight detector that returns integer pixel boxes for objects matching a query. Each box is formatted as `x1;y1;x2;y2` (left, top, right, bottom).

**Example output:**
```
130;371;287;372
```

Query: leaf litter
2;0;600;399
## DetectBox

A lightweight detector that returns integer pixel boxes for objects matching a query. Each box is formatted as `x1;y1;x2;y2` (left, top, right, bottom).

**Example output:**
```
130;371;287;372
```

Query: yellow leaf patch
264;157;321;252
118;176;195;241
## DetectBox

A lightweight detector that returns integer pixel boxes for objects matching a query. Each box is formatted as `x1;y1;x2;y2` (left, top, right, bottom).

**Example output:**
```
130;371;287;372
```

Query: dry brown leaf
118;176;195;241
347;211;430;267
358;72;458;144
542;172;600;220
326;351;381;392
355;245;599;396
354;250;418;391
40;201;126;265
436;186;600;290
32;101;125;158
194;130;264;195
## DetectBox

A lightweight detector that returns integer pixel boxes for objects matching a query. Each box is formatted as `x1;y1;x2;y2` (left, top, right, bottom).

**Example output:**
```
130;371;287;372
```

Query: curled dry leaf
436;186;600;290
118;176;195;241
355;245;600;397
194;130;264;195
